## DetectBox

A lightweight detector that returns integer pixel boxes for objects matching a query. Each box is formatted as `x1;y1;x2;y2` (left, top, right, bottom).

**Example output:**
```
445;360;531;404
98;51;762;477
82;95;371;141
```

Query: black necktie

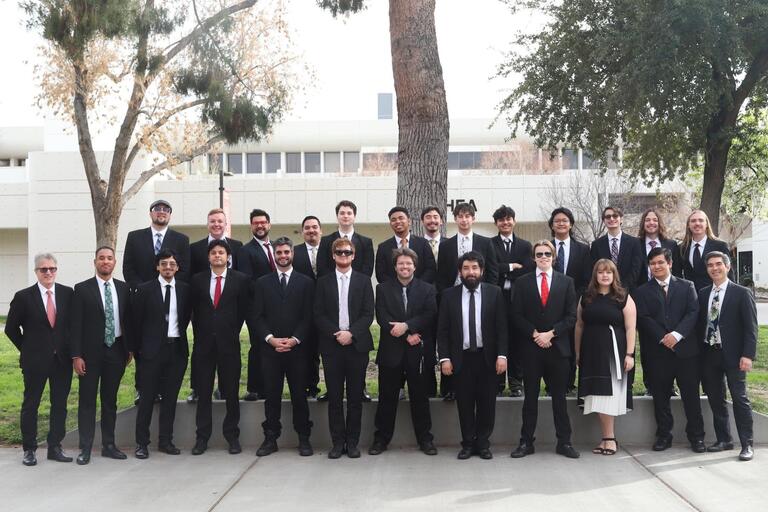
280;272;288;292
468;289;478;352
504;239;511;255
693;243;702;269
163;284;171;338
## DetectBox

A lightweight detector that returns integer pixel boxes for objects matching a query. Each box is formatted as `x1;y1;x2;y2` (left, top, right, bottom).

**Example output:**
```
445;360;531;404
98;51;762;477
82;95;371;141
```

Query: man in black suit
370;247;438;456
315;237;374;459
438;251;507;460
133;249;192;459
316;200;375;278
6;253;74;466
680;209;734;292
375;206;436;284
422;205;448;399
238;208;276;402
71;246;133;465
590;206;643;291
697;251;757;461
253;237;315;458
511;240;580;459
490;205;534;397
293;215;322;398
636;208;681;287
635;247;705;452
190;240;252;456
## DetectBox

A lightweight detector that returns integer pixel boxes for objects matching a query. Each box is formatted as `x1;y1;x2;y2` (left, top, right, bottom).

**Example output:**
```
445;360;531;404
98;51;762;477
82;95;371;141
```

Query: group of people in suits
5;198;758;466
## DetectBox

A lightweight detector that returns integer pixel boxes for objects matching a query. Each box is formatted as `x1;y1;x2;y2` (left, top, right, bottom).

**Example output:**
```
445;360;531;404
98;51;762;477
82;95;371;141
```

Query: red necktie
540;272;549;307
264;242;276;272
213;276;222;309
46;290;56;328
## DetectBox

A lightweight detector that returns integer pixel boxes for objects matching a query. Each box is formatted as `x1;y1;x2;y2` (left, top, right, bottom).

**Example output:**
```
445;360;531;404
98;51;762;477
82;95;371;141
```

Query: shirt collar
151;227;168;238
158;276;176;288
37;282;54;295
96;276;114;286
462;283;481;294
278;267;294;278
395;233;410;246
208;234;225;243
537;268;552;279
335;268;352;279
338;228;355;239
211;269;228;280
692;236;708;247
655;276;671;287
713;280;729;292
305;242;319;250
500;233;514;244
459;231;473;240
554;237;570;247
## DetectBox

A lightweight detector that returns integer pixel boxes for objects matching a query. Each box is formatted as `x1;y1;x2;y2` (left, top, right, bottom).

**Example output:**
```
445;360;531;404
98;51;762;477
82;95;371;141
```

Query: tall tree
318;0;449;234
497;0;768;232
24;0;300;248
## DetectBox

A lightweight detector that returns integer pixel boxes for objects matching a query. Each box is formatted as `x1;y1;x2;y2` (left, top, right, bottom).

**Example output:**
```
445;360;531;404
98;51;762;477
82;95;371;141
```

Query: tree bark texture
389;0;449;236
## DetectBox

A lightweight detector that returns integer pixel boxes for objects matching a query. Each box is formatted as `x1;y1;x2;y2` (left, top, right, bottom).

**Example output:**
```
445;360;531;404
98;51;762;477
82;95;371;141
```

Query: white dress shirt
152;226;168;248
159;276;180;337
96;276;122;337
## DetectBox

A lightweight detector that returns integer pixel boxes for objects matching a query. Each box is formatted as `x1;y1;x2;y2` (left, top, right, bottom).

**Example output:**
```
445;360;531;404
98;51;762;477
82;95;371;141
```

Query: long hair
680;209;720;261
637;208;670;240
583;258;627;304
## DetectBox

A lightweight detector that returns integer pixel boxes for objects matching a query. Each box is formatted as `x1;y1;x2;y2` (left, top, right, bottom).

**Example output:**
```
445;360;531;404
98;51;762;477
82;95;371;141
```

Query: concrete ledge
62;396;768;450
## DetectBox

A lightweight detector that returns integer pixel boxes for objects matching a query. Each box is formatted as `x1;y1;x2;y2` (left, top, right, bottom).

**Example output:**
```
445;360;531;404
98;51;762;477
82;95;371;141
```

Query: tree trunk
700;132;732;236
389;0;449;236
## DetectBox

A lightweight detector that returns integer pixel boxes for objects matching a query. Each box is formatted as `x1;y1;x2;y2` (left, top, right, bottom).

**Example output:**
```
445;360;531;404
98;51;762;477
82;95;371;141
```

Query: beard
460;275;480;290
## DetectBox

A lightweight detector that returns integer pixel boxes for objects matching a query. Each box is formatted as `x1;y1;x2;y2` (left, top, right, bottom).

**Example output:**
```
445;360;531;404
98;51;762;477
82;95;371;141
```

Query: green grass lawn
0;324;765;445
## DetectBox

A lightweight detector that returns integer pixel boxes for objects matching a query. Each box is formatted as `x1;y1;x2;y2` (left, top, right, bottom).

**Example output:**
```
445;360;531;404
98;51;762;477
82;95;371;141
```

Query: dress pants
520;344;572;444
305;334;321;396
194;344;241;443
374;355;433;446
647;349;704;442
455;350;497;450
78;340;127;450
498;290;523;392
261;349;312;438
21;357;72;451
135;341;188;446
322;346;368;447
246;344;264;395
422;340;438;397
700;345;753;445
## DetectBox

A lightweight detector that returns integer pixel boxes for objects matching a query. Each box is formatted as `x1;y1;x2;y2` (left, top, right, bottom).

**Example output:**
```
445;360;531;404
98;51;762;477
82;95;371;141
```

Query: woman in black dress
575;259;636;455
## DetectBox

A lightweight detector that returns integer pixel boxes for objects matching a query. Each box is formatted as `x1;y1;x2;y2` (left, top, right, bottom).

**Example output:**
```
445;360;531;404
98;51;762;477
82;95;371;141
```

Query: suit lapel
31;285;50;326
89;277;105;317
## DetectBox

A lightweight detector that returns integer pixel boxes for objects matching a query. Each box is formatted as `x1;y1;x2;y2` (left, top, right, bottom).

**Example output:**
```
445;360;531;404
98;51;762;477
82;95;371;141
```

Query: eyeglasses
151;206;171;213
603;213;620;220
535;252;553;258
36;267;58;274
159;261;178;268
334;250;354;256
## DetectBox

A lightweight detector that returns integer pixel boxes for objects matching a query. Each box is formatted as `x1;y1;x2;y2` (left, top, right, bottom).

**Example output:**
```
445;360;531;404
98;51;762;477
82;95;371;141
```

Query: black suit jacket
590;232;643;290
131;279;192;360
5;283;74;372
680;238;734;292
316;232;375;278
634;276;699;359
123;227;191;289
696;281;758;368
375;278;437;368
190;237;243;275
491;234;534;294
375;235;437;284
436;233;499;292
253;271;315;356
190;269;252;356
553;238;592;296
70;277;131;362
511;271;578;357
293;243;318;281
314;269;374;355
437;283;508;373
636;237;682;287
238;238;276;281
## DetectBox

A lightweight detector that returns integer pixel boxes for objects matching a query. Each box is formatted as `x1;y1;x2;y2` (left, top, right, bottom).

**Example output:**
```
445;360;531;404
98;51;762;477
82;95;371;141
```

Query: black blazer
375;235;437;284
314;269;374;355
375;278;437;368
316;232;375;278
553;238;592;296
437;283;508;373
293;243;317;281
680;238;734;292
253;271;315;355
511;271;578;357
491;234;534;293
70;277;132;362
436;233;499;292
190;237;243;275
131;279;192;360
636;237;682;287
590;232;643;290
5;283;74;372
634;276;699;359
696;281;758;368
238;238;276;281
123;227;191;289
190;269;252;356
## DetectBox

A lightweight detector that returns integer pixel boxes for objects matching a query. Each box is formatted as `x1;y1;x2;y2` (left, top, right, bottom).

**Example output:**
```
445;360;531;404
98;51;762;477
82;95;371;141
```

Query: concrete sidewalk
1;444;764;512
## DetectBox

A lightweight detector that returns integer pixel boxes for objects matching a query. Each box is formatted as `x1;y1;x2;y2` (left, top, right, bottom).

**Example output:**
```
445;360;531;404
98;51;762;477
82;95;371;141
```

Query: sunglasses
535;252;553;258
334;250;354;256
36;267;58;274
151;206;172;213
603;213;620;220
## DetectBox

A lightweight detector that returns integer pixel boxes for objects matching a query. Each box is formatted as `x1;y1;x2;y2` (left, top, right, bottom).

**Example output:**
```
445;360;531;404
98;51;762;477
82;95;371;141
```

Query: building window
208;153;223;173
458;152;478;170
447;152;460;170
305;152;321;173
562;148;579;170
265;152;281;173
324;152;340;173
227;153;242;174
18;158;26;167
286;152;301;173
246;153;262;174
378;93;393;120
343;151;360;172
363;152;397;172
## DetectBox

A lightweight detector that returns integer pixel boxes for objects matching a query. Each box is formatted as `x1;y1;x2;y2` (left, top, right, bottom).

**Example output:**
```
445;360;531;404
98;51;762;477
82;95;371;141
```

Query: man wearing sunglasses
590;206;643;291
6;254;75;466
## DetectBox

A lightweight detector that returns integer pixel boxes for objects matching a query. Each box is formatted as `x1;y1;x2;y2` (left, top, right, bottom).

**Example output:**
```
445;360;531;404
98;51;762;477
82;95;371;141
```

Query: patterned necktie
104;281;115;347
401;237;408;248
707;287;722;346
213;276;222;308
402;286;408;311
309;246;317;276
610;237;619;265
154;233;163;255
468;289;478;352
649;240;658;249
540;272;549;307
555;241;565;273
429;239;438;262
264;242;276;272
459;236;468;256
46;290;56;328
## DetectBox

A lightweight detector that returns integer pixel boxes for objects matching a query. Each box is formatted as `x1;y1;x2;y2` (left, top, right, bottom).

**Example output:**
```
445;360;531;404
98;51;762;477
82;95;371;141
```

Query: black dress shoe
556;443;580;459
739;444;754;461
134;391;141;406
306;388;319;399
368;441;387;455
478;448;493;460
47;445;73;463
691;440;706;453
243;391;260;401
443;392;456;402
298;437;313;456
256;438;278;457
346;444;361;458
510;442;535;458
509;389;523;398
102;444;127;460
652;436;672;451
158;443;181;455
76;450;91;465
457;447;473;460
191;439;208;455
328;444;344;459
228;439;242;454
398;389;406;400
419;440;438;456
135;445;149;459
707;441;734;452
186;391;198;403
22;450;37;466
317;392;328;402
361;390;372;402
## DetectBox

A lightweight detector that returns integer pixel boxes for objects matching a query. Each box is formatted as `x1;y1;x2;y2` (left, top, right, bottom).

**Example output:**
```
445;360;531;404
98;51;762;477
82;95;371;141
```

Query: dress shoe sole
47;455;73;463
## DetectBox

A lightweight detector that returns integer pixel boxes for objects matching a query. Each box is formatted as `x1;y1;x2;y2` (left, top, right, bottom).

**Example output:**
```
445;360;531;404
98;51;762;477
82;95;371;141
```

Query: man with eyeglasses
590;206;643;291
511;240;579;459
6;254;74;466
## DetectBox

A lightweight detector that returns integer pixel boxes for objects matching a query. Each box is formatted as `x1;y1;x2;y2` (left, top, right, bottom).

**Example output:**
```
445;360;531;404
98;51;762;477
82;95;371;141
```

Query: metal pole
219;165;224;209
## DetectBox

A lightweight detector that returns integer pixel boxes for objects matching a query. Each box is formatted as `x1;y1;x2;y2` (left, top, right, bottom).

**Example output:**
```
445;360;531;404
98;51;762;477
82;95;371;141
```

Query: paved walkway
1;445;764;511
